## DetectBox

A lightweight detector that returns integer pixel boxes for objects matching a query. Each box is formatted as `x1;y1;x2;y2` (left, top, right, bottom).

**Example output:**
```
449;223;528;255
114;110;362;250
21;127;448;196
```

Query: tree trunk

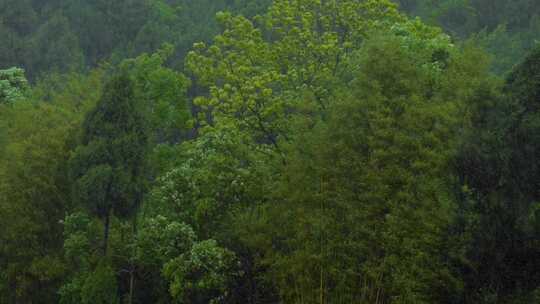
320;175;324;304
11;279;17;304
129;269;135;304
128;219;136;304
103;209;111;256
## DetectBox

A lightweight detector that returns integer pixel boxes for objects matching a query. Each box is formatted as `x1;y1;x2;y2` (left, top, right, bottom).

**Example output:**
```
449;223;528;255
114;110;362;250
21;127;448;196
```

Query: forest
1;0;540;303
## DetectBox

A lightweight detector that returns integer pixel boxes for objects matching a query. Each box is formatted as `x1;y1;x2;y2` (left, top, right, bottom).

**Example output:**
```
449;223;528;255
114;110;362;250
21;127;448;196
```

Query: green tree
27;13;84;76
70;72;150;256
80;262;120;304
134;214;238;304
119;44;191;144
181;0;480;302
395;0;540;74
144;126;270;302
59;48;191;303
0;67;28;104
0;69;100;303
237;33;488;303
187;0;406;152
456;46;540;302
0;0;37;36
0;102;71;303
163;239;236;304
0;24;25;68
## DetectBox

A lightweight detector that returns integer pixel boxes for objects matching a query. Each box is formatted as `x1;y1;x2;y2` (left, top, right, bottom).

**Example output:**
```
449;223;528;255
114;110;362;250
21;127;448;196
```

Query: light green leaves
163;240;236;304
120;44;191;143
187;0;454;161
137;216;196;265
80;262;120;304
63;213;93;267
0;67;29;104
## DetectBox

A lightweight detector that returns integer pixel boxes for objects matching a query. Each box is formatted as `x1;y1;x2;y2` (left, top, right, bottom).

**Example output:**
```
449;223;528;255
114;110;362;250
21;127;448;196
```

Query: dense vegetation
0;0;270;79
1;0;539;303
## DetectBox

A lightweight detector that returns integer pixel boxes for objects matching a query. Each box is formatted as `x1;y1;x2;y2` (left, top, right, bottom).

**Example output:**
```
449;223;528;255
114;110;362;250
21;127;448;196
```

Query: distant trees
396;0;540;74
0;0;272;79
27;13;84;76
0;0;537;79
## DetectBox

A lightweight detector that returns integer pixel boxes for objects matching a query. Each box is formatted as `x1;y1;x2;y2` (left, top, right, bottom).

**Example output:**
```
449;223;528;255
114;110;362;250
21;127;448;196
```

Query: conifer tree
70;72;149;255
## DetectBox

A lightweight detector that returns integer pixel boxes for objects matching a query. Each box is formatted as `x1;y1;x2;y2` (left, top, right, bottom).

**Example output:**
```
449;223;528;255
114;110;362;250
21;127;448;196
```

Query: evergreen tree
456;46;540;302
70;72;149;256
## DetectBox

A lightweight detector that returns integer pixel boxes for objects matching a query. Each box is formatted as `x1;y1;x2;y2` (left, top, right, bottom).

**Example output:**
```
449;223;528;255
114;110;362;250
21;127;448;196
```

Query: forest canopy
1;1;540;303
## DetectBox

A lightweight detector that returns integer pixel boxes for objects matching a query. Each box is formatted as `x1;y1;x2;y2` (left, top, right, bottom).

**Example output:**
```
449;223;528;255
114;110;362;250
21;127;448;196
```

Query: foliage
137;216;197;266
1;1;540;303
80;262;120;304
147;127;266;237
455;46;540;302
0;67;28;104
163;240;237;304
235;33;484;303
396;0;540;74
188;0;405;150
0;70;99;303
0;0;271;79
69;72;150;255
119;44;191;144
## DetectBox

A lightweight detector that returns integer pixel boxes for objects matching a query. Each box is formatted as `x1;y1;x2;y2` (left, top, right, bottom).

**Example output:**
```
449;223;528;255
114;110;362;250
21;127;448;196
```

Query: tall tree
456;46;540;302
182;0;486;302
0;69;101;303
70;72;149;256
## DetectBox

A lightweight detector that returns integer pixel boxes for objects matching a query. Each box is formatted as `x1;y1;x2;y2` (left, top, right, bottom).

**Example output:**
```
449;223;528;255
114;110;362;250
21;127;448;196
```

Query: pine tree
70;72;149;255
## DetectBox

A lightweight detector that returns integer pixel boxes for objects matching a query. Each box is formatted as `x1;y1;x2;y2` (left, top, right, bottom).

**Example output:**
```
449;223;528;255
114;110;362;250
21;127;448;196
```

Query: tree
163;239;236;304
0;0;37;36
135;213;238;303
119;44;191;145
59;47;191;303
187;0;406;154
27;13;84;76
0;67;28;104
0;68;101;303
396;0;540;74
0;23;25;68
236;32;488;303
80;262;120;304
70;72;149;256
0;101;73;303
143;125;270;302
456;46;540;302
181;0;483;302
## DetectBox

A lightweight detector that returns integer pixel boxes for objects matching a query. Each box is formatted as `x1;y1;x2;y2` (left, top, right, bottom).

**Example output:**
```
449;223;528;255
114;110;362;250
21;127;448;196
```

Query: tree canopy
1;1;540;303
